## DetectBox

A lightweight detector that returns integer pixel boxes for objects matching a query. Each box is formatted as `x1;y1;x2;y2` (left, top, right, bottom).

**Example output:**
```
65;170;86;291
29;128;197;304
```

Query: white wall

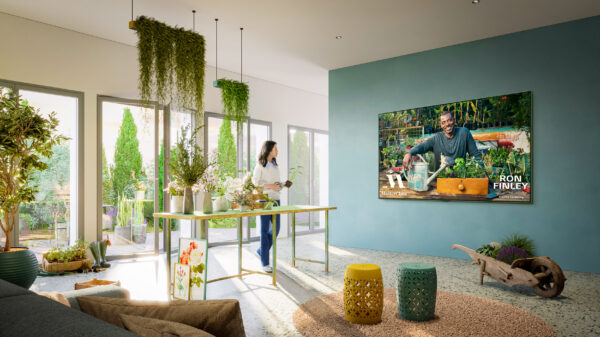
0;12;327;241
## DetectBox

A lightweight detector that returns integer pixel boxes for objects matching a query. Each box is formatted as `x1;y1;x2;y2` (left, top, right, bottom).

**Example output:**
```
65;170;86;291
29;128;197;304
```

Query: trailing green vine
134;16;205;118
216;78;249;128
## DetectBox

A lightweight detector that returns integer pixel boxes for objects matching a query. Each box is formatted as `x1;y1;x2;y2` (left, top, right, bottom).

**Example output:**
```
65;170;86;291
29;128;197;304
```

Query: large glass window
288;126;328;233
204;113;271;244
0;80;82;262
100;100;159;257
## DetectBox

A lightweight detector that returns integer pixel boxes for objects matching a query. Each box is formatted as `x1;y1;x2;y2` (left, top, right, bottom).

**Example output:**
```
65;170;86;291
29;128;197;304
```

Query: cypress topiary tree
217;119;237;178
113;108;142;198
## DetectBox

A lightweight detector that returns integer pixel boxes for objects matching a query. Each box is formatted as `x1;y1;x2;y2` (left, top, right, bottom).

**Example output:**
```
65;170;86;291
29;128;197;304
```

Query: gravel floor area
32;233;600;337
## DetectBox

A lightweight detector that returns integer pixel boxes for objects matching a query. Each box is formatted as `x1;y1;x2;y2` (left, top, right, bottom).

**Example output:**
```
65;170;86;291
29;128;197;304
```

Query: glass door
100;98;159;257
288;126;328;233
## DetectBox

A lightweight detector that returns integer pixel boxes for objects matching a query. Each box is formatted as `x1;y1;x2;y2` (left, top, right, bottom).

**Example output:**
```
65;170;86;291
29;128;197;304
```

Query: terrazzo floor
33;233;600;337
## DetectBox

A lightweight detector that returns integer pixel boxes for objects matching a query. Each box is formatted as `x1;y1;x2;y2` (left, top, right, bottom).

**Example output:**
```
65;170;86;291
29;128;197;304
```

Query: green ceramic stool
396;262;437;322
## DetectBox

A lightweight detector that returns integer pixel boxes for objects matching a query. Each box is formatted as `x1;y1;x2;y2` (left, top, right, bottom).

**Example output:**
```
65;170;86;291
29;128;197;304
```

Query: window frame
287;124;328;234
0;78;84;246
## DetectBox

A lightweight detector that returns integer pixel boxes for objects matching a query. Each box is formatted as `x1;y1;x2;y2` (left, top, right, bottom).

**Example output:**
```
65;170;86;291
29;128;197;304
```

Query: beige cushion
77;296;245;337
36;291;71;307
119;314;215;337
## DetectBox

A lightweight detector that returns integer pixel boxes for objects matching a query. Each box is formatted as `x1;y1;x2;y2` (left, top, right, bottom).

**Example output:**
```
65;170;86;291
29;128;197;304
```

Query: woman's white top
252;162;281;200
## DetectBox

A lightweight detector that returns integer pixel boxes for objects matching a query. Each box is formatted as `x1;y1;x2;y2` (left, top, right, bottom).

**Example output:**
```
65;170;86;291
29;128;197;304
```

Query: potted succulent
164;180;184;213
0;91;66;288
169;125;208;214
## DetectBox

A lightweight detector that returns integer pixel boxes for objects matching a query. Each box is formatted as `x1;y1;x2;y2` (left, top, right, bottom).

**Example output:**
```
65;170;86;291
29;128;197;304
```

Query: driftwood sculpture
452;244;566;298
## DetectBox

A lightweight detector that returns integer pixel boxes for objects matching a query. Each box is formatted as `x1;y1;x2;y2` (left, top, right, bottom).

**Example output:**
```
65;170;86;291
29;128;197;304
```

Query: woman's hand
264;183;282;192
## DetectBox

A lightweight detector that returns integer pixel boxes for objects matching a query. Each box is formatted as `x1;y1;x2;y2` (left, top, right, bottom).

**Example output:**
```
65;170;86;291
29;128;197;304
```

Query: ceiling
1;0;599;96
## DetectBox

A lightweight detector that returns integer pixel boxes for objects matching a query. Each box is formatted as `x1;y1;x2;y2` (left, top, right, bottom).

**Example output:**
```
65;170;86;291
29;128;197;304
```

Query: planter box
131;225;147;244
115;225;131;241
42;254;92;273
436;178;488;195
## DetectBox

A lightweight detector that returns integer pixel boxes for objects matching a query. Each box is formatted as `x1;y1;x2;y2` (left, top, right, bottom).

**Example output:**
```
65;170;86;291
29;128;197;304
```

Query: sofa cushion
62;284;130;310
120;314;215;337
36;291;71;307
0;293;137;337
0;278;32;298
77;296;246;337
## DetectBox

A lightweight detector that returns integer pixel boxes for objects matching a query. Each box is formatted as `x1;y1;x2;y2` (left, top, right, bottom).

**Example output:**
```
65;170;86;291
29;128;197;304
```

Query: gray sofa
0;278;138;336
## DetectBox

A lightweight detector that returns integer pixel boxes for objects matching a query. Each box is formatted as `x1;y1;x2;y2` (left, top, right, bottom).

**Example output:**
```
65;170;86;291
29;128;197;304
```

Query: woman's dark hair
258;140;277;167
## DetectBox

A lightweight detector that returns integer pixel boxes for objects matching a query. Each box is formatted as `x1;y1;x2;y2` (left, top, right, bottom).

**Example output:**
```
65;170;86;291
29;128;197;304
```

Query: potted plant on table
193;151;219;213
169;125;208;214
165;180;185;213
0;91;66;288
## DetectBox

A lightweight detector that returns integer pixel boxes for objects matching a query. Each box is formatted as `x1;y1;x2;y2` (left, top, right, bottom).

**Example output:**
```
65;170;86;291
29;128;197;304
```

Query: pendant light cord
131;0;133;21
215;18;219;81
240;27;243;82
192;10;196;32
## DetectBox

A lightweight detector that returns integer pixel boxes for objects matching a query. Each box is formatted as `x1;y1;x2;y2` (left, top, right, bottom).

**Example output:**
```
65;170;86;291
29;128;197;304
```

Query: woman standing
252;140;288;273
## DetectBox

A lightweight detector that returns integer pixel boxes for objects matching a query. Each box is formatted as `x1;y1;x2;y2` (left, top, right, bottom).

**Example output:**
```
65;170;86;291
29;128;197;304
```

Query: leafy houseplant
0;91;66;287
262;194;279;210
134;16;205;118
501;233;536;257
216;79;249;131
169;125;208;213
0;91;66;252
284;165;303;188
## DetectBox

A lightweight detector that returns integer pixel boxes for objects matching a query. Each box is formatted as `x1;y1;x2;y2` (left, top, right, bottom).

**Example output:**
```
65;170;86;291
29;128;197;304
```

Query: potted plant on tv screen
0;91;66;288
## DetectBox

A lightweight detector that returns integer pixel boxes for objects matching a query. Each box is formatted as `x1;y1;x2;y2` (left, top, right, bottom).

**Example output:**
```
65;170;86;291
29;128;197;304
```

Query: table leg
238;217;242;277
200;219;208;240
292;213;296;267
325;210;329;273
272;214;277;286
166;217;171;297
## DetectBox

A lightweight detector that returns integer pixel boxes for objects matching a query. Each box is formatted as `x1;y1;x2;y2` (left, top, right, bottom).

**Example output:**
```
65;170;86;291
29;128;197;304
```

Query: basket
42;253;92;273
250;193;264;201
74;278;121;290
252;201;266;210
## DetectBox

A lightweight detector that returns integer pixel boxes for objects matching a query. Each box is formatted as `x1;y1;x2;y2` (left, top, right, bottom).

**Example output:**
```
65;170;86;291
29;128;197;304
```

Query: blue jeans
257;201;281;266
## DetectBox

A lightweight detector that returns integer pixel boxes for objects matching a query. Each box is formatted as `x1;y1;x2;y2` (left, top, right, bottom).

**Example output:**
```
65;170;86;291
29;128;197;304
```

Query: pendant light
129;0;136;29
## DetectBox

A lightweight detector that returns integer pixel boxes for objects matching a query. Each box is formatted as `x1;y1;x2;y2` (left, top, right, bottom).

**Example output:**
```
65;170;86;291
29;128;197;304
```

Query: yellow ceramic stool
343;263;384;324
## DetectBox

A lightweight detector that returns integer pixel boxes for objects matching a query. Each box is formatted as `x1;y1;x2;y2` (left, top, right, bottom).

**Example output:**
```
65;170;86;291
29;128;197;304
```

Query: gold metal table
154;205;336;295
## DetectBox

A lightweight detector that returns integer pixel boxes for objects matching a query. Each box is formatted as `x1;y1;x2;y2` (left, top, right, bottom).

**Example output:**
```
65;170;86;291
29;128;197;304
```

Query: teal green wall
329;16;600;273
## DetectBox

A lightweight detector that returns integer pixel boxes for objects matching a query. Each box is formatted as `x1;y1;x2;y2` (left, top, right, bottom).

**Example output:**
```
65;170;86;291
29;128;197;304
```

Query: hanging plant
134;16;205;118
216;78;249;128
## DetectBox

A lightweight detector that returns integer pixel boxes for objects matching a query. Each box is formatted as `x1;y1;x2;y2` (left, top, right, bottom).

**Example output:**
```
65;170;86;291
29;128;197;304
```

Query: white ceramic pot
170;195;184;213
213;196;229;212
136;190;145;200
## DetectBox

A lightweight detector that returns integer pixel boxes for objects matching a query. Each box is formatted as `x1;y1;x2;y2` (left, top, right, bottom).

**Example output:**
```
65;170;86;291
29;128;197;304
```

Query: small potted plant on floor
0;91;66;288
42;240;92;273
